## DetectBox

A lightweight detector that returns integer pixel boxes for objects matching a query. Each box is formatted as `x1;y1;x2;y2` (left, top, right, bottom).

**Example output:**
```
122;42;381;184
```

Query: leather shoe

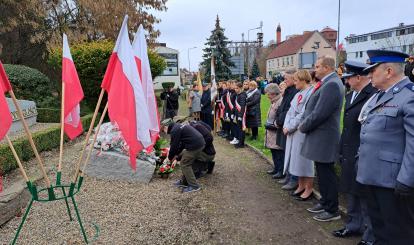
332;228;360;238
290;189;305;197
272;172;285;179
267;169;277;175
294;192;314;201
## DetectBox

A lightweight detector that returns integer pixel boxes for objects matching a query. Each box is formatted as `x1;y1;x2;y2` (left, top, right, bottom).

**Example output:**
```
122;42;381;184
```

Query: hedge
0;113;97;175
3;64;59;108
37;108;61;123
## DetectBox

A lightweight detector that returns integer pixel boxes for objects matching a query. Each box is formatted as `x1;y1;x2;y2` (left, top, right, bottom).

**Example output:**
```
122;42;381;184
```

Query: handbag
265;122;277;131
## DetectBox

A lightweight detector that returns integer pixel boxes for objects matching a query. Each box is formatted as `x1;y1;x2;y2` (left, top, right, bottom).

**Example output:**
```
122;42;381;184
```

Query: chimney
276;23;281;45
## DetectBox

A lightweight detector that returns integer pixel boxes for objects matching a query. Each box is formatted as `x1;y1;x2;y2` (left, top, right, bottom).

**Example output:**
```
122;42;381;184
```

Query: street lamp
247;21;263;77
187;46;197;72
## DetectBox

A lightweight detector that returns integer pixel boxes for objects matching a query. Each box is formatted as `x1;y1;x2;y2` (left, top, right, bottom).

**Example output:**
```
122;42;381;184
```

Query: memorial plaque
6;98;37;133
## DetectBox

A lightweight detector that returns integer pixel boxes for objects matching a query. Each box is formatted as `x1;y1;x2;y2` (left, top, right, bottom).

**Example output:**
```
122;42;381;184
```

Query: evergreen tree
201;15;235;80
251;59;260;79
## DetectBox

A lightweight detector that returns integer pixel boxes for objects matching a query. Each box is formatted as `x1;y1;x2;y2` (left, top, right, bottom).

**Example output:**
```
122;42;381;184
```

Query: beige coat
264;95;282;149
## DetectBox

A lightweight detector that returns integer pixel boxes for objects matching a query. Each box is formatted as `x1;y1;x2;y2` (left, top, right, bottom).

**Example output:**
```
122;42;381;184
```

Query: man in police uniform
333;61;376;245
357;50;414;244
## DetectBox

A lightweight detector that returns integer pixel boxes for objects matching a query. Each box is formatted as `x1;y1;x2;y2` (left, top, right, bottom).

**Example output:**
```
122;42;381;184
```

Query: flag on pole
197;71;203;94
0;61;12;141
101;15;151;170
62;34;84;140
0;62;12;193
132;24;160;151
0;61;12;93
210;56;217;101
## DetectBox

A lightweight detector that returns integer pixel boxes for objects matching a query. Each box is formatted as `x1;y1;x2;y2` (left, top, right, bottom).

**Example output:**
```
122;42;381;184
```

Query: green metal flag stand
11;175;93;245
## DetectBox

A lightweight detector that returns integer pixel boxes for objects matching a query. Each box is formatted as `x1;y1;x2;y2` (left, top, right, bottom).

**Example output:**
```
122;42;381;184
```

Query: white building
345;23;414;63
153;44;181;90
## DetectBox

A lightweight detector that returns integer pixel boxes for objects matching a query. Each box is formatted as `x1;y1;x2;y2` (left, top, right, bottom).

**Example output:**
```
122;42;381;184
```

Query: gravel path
0;133;359;244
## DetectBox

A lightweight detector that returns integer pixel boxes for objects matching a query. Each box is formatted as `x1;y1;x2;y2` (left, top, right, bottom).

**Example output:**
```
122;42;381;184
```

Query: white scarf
247;88;258;99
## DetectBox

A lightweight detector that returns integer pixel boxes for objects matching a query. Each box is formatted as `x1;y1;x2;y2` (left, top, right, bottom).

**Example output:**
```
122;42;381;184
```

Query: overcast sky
154;0;413;71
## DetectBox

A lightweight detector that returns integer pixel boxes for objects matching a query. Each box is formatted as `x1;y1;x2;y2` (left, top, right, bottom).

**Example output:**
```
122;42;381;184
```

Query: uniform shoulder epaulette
405;83;414;92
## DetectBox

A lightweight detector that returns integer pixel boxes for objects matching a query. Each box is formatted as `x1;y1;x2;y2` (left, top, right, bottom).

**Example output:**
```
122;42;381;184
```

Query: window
355;52;358;58
409;44;414;54
402;45;407;53
396;29;406;36
360;51;363;57
348;35;367;44
408;27;414;34
287;57;289;65
277;59;280;67
159;53;178;76
291;56;293;65
282;58;285;66
371;31;392;40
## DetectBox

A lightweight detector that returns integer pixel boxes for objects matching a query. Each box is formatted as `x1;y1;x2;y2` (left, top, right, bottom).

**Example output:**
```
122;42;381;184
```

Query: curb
245;142;348;216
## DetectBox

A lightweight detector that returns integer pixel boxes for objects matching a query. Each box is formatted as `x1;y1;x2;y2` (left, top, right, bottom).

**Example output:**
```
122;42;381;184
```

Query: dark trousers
315;162;339;214
223;121;230;135
270;149;284;174
200;111;213;130
364;185;414;245
345;194;374;242
230;121;238;139
236;121;245;145
251;127;258;138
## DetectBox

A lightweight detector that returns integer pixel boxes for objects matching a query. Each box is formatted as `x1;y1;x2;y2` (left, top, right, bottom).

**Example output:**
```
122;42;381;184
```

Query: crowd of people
163;50;414;245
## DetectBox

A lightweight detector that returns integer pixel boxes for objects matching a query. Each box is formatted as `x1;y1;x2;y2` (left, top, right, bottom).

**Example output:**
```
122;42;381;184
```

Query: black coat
246;90;262;128
339;83;376;193
200;89;212;113
405;61;414;83
276;86;298;149
160;90;179;110
190;121;216;155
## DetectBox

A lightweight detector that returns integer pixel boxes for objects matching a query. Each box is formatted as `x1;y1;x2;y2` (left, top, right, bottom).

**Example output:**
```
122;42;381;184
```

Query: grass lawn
245;95;272;158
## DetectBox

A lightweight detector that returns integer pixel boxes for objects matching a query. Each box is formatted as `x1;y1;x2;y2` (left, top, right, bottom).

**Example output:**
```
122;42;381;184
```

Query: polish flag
0;62;12;193
132;24;160;151
101;15;151;170
0;61;12;141
62;34;84;140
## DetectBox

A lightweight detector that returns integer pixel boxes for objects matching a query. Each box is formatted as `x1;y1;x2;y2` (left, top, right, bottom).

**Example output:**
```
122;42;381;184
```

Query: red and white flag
132;24;160;151
0;61;12;193
0;61;12;141
62;34;84;140
101;15;151;170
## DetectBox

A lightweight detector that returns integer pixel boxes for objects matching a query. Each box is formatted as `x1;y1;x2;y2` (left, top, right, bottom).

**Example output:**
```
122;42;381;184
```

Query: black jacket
339;83;376;193
190;121;216;155
200;88;212;113
160;90;179;110
276;86;298;148
235;91;247;118
167;123;205;160
246;89;262;128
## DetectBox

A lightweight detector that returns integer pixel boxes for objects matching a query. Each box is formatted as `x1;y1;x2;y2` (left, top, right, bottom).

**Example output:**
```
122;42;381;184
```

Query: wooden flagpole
6;136;29;182
8;90;51;187
72;89;105;183
57;83;65;173
80;102;108;177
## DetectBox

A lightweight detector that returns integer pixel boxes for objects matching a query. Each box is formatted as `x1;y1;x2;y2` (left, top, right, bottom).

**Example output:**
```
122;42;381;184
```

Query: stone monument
6;98;37;133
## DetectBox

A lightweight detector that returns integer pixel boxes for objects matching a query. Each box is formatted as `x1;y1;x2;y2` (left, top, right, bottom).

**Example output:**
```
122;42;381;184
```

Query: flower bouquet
158;159;176;178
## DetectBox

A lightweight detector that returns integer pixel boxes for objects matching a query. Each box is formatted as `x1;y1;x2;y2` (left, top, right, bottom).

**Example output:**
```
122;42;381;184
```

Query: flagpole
72;89;105;183
8;90;51;187
6;135;29;182
80;102;108;177
57;82;65;176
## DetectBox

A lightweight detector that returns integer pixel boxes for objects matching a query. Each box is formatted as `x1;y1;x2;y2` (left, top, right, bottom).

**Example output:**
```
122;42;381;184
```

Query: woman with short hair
283;70;315;200
264;83;284;175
